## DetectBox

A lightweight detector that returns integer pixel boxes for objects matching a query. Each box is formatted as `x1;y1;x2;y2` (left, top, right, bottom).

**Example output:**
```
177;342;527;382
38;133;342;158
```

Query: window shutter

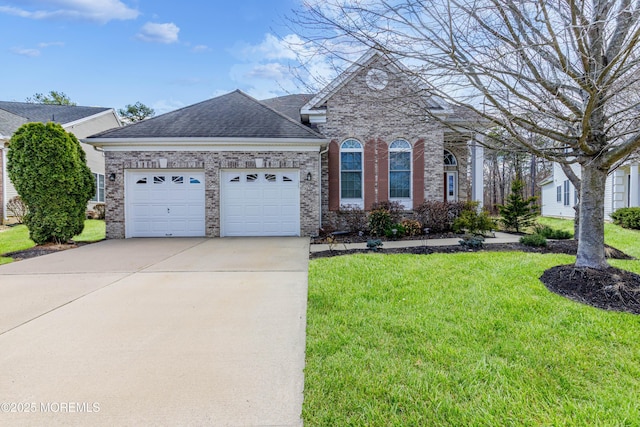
328;140;340;211
364;140;377;210
377;139;388;204
413;139;425;208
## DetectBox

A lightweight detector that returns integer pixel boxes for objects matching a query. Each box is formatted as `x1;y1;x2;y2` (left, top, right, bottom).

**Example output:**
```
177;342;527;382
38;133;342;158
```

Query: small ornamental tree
498;179;538;233
118;102;155;123
7;122;95;244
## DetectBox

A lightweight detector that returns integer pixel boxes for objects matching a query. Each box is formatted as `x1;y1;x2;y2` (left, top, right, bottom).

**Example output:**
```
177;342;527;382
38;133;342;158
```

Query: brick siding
104;150;320;239
317;55;468;227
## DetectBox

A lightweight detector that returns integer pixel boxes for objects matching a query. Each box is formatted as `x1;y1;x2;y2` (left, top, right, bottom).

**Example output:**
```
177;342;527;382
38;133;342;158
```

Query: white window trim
92;172;105;203
446;171;458;202
339;139;364;209
389;140;412;209
444;149;457;166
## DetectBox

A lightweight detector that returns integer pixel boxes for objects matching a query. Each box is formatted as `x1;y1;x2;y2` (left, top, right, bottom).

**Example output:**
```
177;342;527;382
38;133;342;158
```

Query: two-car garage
125;169;301;238
85;90;326;239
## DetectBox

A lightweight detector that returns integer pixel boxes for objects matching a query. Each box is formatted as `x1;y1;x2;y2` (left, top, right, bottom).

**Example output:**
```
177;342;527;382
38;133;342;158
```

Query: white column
470;136;484;208
630;163;639;207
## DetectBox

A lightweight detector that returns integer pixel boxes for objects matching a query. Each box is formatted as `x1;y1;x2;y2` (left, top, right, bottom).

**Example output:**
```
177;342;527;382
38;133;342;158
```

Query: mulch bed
309;239;633;260
541;266;640;315
4;242;92;261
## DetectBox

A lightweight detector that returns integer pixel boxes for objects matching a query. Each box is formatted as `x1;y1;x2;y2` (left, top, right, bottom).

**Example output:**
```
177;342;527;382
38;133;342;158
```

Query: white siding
543;161;640;221
604;173;614;220
540;162;579;218
64;111;120;176
3;110;121;220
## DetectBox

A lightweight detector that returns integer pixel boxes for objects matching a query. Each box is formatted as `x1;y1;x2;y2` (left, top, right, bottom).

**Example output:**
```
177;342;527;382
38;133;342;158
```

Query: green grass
0;220;105;265
537;216;640;259
304;222;640;426
73;219;106;243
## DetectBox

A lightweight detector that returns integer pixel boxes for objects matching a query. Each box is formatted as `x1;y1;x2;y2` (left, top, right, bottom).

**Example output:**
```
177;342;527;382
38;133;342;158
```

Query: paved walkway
309;231;521;252
0;237;309;427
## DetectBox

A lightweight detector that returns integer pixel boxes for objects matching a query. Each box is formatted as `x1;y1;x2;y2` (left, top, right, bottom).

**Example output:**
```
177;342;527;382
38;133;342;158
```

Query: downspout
318;144;329;231
1;143;6;223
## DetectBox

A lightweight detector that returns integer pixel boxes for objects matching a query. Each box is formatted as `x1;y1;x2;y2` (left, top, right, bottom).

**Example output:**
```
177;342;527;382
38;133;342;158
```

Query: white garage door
125;170;205;237
221;170;300;237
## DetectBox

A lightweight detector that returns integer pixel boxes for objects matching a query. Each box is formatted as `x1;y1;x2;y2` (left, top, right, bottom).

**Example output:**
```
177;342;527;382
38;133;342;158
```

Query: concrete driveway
0;237;310;426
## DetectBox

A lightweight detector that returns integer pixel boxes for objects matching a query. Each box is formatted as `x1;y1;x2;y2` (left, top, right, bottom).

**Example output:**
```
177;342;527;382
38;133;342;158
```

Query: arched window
389;140;412;204
340;139;363;205
444;149;457;166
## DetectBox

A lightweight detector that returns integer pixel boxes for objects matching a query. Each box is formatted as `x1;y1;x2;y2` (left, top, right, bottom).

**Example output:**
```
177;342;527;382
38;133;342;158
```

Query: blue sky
0;0;335;114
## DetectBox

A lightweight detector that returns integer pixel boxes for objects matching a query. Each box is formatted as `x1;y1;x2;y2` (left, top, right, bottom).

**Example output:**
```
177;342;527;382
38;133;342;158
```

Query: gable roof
88;90;325;141
301;48;449;122
0;101;111;126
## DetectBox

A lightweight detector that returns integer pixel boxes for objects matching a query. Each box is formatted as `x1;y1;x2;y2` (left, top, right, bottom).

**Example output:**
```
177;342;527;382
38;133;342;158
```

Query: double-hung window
389;140;412;207
340;139;363;207
92;173;105;203
563;180;570;206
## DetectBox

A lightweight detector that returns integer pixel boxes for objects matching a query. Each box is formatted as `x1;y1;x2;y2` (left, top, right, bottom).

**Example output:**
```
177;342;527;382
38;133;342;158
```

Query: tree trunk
573;204;579;241
576;165;608;269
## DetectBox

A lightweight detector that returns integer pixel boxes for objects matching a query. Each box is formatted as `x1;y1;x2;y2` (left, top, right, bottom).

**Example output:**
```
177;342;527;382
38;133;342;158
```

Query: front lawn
304;222;640;425
537;216;640;259
0;220;105;265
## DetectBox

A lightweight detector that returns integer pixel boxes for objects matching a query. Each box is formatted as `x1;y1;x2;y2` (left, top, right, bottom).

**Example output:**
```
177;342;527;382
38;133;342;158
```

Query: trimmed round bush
520;234;547;247
611;207;640;230
533;224;573;239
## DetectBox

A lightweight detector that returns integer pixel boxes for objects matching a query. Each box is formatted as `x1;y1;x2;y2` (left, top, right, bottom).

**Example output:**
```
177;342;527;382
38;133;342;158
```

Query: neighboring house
541;161;640;220
85;49;485;239
0;102;122;223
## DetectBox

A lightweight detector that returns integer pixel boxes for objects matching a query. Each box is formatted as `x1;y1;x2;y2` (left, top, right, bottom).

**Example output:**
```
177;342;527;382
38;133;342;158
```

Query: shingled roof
88;90;325;140
0;102;110;124
261;93;314;123
0;101;112;135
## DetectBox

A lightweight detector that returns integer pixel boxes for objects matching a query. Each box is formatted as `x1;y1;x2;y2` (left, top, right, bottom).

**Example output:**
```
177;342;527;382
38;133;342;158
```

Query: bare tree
291;0;640;269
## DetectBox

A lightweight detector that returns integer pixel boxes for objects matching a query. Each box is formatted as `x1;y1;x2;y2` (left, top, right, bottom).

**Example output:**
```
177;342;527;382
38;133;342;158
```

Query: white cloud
229;62;304;100
0;0;139;23
11;41;63;57
234;33;303;61
136;22;180;44
11;47;40;57
245;63;289;80
229;32;351;98
152;99;185;115
191;44;211;53
38;41;65;48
